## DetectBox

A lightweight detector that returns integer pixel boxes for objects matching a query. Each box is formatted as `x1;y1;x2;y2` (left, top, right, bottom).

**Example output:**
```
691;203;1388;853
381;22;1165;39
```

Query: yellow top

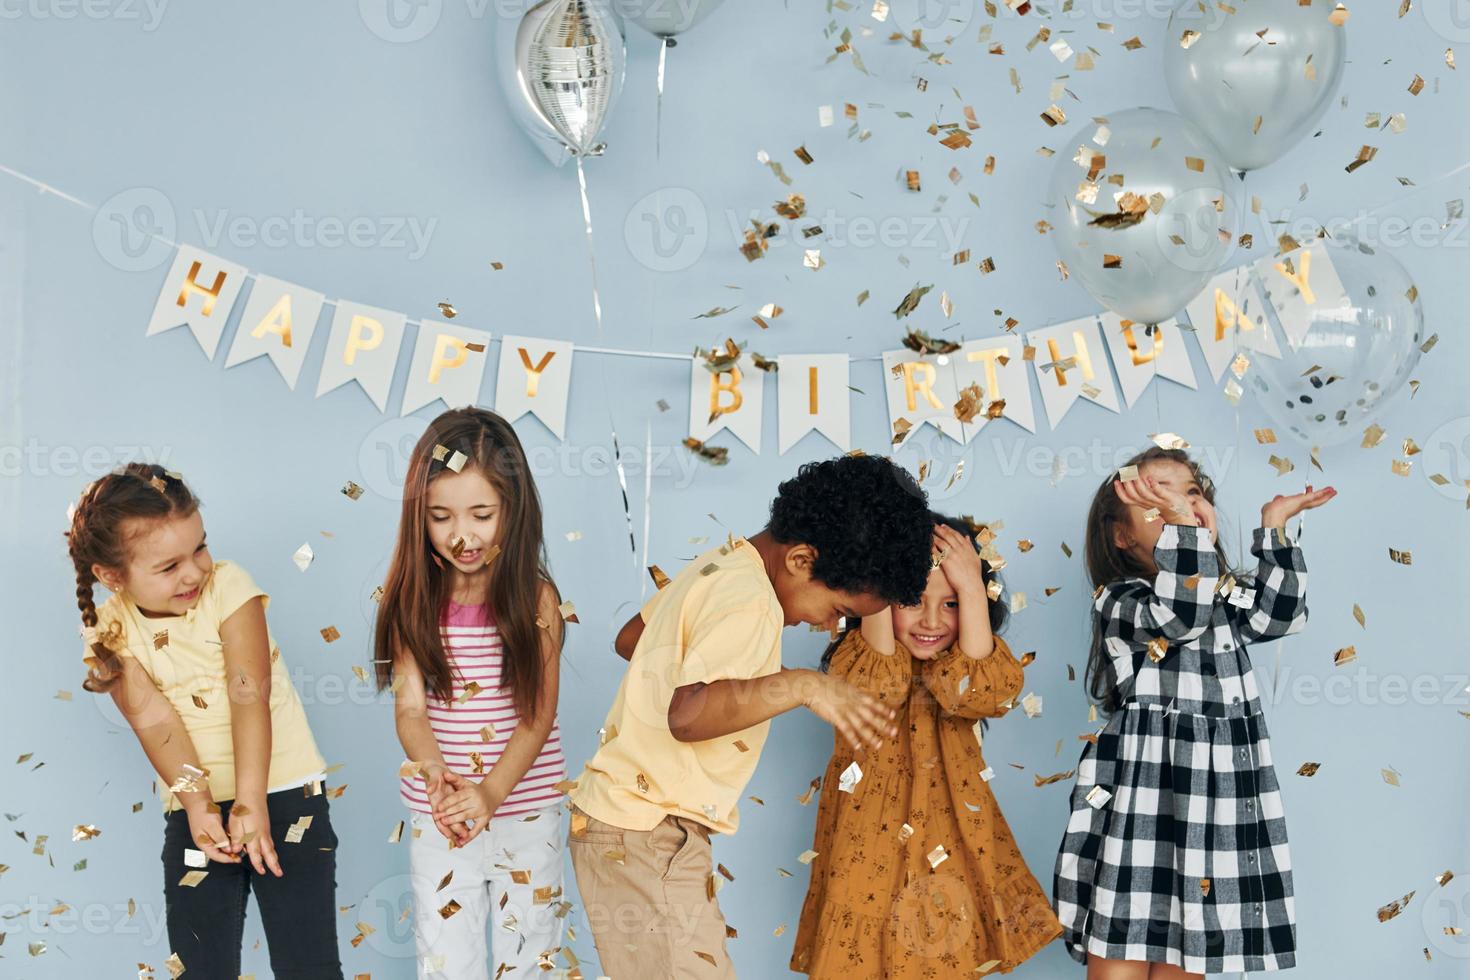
570;537;783;834
88;560;327;812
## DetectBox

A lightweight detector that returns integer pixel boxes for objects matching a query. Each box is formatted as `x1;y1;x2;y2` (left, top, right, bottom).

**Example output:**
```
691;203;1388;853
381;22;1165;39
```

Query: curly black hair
818;511;1008;674
767;454;932;607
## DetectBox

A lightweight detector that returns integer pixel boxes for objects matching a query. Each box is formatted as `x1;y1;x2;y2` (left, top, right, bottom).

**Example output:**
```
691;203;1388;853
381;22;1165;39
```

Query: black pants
162;787;343;979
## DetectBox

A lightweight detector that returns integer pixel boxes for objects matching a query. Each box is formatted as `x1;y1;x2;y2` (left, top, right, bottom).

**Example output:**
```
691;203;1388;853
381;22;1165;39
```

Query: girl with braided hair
66;462;342;979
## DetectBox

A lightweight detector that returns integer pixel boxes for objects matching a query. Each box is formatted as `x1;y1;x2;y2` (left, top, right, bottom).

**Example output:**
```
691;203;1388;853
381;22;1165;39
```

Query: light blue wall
3;1;1469;977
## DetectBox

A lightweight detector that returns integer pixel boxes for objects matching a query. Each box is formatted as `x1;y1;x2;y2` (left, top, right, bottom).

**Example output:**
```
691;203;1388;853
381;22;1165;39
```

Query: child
374;407;568;980
1053;447;1335;979
67;463;341;979
792;515;1062;978
568;453;937;979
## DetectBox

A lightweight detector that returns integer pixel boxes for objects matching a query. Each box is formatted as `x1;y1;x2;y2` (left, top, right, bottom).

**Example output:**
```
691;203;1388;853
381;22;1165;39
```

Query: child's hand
802;674;899;753
421;762;471;843
1115;475;1209;532
434;770;494;846
933;524;985;597
185;804;239;865
1262;485;1336;530
228;797;283;877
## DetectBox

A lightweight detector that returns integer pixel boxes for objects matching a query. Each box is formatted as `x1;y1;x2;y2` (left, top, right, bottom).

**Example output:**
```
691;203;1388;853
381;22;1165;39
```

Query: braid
64;464;200;694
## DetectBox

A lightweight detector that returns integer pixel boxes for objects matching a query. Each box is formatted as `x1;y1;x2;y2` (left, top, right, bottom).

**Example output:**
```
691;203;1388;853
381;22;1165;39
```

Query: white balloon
1164;0;1346;172
1249;234;1424;447
1047;107;1240;326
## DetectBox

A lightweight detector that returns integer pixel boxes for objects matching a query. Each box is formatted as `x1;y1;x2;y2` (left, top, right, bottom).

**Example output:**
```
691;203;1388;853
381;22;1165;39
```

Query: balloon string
640;419;654;600
576;156;638;562
655;37;669;161
1236;171;1293;705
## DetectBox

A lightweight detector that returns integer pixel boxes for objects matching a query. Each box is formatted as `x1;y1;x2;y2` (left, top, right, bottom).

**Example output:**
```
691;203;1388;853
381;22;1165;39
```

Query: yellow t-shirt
88;560;328;812
570;537;783;834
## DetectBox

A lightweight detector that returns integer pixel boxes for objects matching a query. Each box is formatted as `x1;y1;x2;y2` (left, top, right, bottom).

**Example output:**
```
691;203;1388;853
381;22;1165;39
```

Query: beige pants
568;806;736;980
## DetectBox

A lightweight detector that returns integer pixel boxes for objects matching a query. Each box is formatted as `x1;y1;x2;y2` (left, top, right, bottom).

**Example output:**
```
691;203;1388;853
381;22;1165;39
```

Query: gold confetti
682;437;729;466
1345;145;1378;174
1377;891;1415;922
1268;455;1295;476
439;899;463;919
1297;762;1321;777
1389;548;1413;565
1328;3;1350;26
1334;646;1357;667
340;481;364;500
320;626;340;643
437;301;457;319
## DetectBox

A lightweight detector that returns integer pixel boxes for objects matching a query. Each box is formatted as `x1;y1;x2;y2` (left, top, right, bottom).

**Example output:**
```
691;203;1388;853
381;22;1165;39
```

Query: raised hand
1261;485;1336;530
932;523;985;597
1115;475;1202;530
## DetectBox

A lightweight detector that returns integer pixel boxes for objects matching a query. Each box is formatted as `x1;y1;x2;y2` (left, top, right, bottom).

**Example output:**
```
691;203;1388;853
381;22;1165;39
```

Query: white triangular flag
1026;316;1120;428
1096;313;1198;408
953;335;1036;436
224;275;325;389
881;350;966;446
495;335;574;439
146;246;247;360
400;322;492;417
315;300;407;412
1183;265;1282;383
1254;243;1350;351
689;355;765;453
777;354;850;453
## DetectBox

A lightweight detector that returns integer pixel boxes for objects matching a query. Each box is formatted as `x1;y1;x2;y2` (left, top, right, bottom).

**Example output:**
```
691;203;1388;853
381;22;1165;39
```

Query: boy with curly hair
567;453;936;979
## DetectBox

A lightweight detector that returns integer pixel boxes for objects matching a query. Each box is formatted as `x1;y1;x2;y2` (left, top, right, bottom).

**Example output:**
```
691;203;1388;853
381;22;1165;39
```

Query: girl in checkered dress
1053;447;1335;979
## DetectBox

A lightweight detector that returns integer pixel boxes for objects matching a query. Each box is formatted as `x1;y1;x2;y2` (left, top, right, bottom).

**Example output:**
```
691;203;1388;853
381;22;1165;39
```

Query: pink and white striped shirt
400;600;566;818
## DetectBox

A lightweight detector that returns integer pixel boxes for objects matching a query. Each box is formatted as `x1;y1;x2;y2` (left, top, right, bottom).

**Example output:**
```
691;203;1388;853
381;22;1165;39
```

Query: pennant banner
777;353;850;454
689;355;764;453
224;275;325;389
400;322;493;417
315;300;408;412
135;243;1367;457
495;335;574;439
146;246;246;360
1026;316;1120;430
953;335;1036;435
1097;312;1199;409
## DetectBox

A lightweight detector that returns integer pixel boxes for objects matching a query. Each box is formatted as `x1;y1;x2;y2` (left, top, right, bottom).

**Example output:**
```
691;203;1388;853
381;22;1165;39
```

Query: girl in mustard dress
791;515;1061;978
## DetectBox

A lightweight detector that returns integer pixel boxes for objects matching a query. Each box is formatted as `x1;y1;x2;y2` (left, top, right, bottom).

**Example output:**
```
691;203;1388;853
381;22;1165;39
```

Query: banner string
4;158;1465;366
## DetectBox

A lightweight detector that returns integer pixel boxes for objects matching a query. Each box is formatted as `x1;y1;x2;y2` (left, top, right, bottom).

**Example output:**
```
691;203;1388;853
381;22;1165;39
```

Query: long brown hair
1082;446;1233;715
373;408;559;721
65;463;201;693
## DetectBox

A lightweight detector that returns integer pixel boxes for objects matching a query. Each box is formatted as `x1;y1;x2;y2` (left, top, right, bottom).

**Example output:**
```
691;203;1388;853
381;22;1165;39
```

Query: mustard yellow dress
791;631;1062;978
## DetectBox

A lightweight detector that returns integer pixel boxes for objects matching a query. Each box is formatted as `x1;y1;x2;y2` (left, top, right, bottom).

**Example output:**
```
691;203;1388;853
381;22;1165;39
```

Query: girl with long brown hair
1053;446;1335;980
66;463;341;978
373;407;567;979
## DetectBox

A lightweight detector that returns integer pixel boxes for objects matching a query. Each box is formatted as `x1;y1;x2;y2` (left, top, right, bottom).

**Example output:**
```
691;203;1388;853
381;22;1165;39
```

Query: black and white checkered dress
1054;524;1306;974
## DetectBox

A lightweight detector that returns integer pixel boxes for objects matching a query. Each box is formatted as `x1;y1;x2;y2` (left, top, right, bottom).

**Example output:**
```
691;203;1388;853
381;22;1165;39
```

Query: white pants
409;804;567;980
